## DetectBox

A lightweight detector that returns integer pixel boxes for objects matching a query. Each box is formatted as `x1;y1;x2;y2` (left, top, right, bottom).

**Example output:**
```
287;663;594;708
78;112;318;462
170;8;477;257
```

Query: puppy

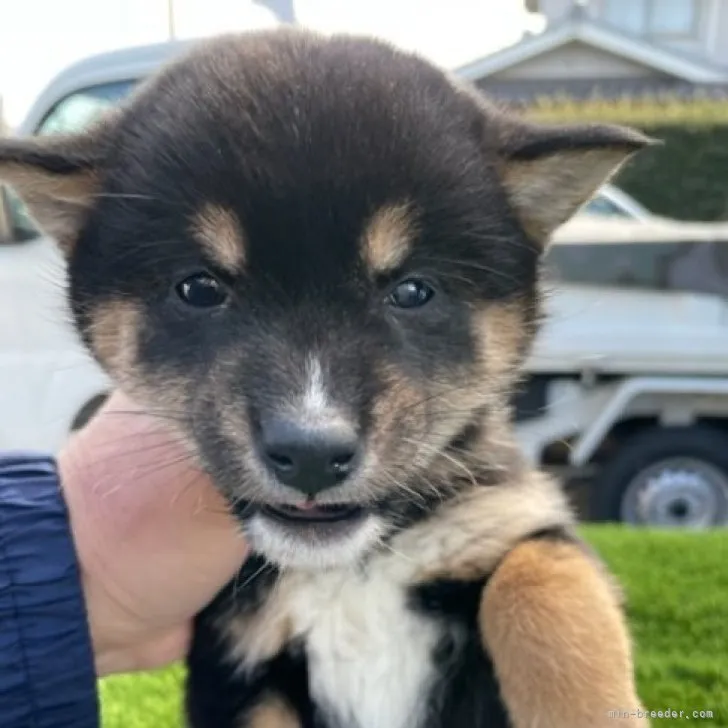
0;29;651;728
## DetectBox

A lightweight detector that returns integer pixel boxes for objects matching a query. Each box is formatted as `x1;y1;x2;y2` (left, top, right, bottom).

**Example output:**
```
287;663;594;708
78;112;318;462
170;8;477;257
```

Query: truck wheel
594;426;728;527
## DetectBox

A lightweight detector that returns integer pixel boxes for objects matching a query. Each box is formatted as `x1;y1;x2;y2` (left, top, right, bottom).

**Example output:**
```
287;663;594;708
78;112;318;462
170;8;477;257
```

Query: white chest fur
230;479;571;727
276;561;441;728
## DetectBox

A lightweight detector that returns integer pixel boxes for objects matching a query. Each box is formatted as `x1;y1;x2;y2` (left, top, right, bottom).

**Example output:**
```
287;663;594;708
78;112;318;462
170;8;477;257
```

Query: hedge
525;97;728;222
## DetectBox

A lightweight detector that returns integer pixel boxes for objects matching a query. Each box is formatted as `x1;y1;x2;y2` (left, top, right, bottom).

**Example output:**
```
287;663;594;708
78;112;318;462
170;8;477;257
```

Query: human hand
57;391;247;677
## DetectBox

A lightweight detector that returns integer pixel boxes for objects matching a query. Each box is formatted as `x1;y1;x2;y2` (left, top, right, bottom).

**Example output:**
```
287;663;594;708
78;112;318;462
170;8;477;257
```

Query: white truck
524;217;728;528
2;40;728;528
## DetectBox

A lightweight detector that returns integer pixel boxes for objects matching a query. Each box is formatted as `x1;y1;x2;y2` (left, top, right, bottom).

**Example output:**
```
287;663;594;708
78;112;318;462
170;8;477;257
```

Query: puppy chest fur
250;565;442;728
189;478;573;728
200;553;483;728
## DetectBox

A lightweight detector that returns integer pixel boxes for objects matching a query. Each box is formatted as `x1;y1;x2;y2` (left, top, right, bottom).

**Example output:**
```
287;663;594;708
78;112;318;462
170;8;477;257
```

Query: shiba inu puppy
0;28;651;728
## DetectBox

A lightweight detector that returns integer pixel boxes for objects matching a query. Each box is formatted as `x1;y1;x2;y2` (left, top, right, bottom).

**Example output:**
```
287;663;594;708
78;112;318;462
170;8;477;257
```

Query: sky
0;0;544;127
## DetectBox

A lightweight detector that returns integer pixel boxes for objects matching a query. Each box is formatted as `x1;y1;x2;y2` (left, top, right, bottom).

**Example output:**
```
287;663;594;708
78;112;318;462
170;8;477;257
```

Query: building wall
477;76;728;103
537;0;594;22
643;0;723;64
494;43;662;80
538;0;727;68
708;0;728;66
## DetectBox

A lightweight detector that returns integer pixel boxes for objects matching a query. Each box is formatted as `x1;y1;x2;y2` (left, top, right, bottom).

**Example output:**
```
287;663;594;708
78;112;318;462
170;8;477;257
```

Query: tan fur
368;360;426;457
502;148;633;241
0;161;97;249
218;402;255;471
408;469;573;581
366;356;507;500
378;299;531;496
191;202;246;273
480;538;647;728
243;697;301;728
367;295;528;491
362;202;416;273
222;579;295;668
89;299;141;381
479;302;528;382
88;300;196;449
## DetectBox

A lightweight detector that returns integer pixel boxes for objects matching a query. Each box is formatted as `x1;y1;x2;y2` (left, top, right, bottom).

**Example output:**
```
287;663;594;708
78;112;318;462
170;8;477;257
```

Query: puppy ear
497;119;656;242
0;126;109;252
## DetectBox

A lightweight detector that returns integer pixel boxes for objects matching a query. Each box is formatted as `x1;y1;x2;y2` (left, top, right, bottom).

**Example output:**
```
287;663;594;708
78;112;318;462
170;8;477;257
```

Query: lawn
100;526;728;727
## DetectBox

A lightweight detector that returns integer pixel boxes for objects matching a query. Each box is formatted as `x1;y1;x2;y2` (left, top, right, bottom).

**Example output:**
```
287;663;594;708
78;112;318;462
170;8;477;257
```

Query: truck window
37;80;136;136
545;239;728;298
4;80;138;242
582;195;632;219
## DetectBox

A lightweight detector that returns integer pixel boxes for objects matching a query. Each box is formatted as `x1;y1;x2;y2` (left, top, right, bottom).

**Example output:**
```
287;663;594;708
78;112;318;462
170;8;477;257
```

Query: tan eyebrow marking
190;203;246;273
362;202;417;273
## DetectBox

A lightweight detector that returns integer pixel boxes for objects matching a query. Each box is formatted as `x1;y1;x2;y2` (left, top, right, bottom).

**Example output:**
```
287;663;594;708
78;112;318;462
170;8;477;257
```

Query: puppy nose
259;417;361;496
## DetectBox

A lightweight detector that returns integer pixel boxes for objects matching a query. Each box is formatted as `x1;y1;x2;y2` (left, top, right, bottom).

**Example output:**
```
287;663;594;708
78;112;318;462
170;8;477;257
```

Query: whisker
379;469;429;507
402;437;479;487
375;536;415;564
235;559;273;599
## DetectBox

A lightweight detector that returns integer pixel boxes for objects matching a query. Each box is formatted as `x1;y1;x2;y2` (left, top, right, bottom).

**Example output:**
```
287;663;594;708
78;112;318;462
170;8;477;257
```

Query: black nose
258;417;361;496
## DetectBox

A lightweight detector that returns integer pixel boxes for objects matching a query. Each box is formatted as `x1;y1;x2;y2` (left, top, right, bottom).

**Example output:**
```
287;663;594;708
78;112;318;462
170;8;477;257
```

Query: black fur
0;28;650;728
410;578;511;728
187;628;315;728
186;557;316;727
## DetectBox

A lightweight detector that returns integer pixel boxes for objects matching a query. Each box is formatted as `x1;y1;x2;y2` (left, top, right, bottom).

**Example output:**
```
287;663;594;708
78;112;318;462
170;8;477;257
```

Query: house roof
457;9;728;85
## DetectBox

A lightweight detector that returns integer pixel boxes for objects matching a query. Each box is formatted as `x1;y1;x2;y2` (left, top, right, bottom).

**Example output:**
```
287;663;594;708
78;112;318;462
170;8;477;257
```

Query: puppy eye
175;272;228;308
387;278;435;309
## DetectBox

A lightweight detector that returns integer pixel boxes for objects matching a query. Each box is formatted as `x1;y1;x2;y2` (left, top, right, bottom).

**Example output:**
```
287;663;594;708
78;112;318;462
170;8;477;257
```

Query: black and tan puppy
0;29;651;728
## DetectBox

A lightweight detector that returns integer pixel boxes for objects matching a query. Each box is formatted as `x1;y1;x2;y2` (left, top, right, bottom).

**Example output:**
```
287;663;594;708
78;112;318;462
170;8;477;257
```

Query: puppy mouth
246;498;381;568
261;502;365;524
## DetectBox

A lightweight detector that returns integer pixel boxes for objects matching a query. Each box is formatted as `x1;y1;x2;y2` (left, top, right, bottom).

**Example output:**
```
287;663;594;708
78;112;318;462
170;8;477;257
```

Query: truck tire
593;426;728;528
70;393;108;432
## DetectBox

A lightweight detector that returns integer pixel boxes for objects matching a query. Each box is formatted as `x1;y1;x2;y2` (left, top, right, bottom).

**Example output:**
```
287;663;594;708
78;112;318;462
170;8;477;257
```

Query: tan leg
241;697;302;728
479;538;649;727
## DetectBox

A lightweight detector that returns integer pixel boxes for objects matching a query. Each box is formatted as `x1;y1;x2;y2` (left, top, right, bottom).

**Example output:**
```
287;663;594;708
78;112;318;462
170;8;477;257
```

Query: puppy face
0;30;649;568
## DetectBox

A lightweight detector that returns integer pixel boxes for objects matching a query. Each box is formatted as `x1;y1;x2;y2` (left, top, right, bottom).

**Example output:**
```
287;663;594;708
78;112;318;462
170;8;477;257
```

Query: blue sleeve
0;453;99;728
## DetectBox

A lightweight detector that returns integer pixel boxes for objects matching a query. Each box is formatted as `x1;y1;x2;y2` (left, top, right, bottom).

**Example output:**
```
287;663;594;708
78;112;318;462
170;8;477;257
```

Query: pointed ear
0;128;108;252
497;120;657;241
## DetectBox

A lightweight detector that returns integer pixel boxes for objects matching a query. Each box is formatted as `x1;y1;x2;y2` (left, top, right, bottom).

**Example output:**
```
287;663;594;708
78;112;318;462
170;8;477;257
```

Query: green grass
100;526;728;727
100;666;184;728
585;527;728;726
